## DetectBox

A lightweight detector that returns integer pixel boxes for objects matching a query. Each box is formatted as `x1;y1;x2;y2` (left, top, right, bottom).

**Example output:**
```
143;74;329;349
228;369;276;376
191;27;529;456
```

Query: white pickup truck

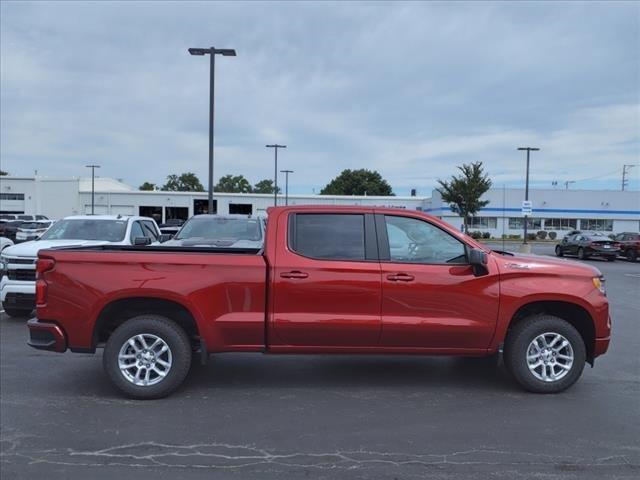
0;215;160;317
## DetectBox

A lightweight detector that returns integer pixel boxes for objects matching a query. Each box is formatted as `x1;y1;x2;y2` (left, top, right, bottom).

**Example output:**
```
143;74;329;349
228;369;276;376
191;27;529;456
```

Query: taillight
35;257;55;306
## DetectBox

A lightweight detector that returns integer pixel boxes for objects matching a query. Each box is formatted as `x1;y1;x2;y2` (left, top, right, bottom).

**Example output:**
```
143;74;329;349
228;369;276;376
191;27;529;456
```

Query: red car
613;232;640;262
28;206;611;398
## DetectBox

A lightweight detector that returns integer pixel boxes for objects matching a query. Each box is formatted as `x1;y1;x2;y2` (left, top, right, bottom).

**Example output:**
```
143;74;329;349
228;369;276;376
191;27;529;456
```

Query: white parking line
624;273;640;278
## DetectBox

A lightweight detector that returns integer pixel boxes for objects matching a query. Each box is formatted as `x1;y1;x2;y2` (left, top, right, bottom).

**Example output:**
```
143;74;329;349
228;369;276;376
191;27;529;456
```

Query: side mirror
133;237;152;246
468;248;488;276
158;234;173;243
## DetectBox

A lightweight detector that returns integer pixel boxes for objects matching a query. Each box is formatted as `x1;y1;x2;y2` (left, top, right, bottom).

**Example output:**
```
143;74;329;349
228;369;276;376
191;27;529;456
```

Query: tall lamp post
517;147;539;247
85;164;100;215
281;170;294;205
188;46;236;214
266;144;286;206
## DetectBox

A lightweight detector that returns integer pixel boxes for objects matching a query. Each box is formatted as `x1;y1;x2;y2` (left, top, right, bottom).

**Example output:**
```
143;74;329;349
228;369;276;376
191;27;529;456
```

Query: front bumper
27;318;67;352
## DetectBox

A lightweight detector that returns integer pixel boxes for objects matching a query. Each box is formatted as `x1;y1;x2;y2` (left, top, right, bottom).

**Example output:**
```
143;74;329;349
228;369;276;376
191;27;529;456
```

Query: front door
377;214;500;351
271;212;382;348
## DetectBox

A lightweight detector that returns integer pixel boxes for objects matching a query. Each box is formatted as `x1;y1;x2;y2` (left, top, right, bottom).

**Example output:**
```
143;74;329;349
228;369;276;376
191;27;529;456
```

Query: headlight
592;276;606;296
0;255;7;274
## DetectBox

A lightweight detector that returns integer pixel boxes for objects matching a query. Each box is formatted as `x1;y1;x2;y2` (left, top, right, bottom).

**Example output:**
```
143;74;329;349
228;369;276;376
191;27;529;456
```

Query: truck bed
36;247;268;352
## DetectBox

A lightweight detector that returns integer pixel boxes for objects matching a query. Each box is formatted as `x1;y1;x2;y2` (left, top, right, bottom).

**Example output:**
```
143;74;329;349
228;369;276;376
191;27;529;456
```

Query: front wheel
577;247;587;260
2;306;33;318
504;315;586;393
555;245;563;257
627;250;638;262
103;315;192;399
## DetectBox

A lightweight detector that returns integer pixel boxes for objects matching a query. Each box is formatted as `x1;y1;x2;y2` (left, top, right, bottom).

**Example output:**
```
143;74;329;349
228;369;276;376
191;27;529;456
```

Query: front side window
130;222;144;242
40;219;128;242
385;215;466;264
141;221;159;240
291;214;365;260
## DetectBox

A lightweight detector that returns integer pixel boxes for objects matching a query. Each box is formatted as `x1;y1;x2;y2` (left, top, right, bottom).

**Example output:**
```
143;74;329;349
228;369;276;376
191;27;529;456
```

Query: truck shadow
182;353;515;392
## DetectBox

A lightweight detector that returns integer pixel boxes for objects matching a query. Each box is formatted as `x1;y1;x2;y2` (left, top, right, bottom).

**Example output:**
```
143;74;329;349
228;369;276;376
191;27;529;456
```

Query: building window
139;206;163;223
508;217;542;230
543;218;577;230
0;193;25;200
581;219;613;231
194;199;217;215
468;217;497;229
165;206;189;221
229;203;253;215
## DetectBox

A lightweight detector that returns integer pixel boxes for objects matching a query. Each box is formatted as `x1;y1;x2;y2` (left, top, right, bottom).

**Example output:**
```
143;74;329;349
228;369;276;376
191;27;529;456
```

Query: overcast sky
1;1;638;195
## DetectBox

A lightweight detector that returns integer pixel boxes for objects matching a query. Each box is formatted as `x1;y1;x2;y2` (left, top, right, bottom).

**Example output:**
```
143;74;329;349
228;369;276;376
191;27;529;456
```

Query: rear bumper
27;318;67;352
587;248;619;258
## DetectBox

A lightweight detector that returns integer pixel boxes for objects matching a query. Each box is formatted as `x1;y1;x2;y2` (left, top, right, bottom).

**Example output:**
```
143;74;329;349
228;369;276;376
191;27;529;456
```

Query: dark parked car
555;233;619;261
613;232;640;262
0;221;27;241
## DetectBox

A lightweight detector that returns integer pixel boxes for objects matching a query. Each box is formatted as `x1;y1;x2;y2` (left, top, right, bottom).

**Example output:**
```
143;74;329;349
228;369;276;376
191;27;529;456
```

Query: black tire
627;250;638;262
555;245;563;257
577;247;587;260
2;306;33;318
504;314;586;394
103;315;192;399
606;256;616;262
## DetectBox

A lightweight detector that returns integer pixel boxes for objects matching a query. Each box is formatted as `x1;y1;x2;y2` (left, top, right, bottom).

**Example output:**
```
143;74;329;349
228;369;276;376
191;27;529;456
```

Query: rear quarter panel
37;250;267;351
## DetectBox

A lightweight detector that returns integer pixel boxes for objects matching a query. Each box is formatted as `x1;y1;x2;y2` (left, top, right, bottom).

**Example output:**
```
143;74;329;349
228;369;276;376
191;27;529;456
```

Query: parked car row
554;230;640;262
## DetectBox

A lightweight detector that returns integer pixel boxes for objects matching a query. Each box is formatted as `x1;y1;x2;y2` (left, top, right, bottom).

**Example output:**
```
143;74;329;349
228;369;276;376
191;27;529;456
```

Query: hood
1;239;110;258
492;251;602;277
157;237;263;249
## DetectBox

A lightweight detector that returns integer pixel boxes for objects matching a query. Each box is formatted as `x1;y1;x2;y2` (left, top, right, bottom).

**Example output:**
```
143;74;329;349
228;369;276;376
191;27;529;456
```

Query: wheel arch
93;297;201;349
506;300;596;364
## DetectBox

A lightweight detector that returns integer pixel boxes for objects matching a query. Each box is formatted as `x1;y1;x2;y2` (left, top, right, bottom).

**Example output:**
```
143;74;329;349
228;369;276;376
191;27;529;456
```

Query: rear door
377;213;500;351
270;212;382;347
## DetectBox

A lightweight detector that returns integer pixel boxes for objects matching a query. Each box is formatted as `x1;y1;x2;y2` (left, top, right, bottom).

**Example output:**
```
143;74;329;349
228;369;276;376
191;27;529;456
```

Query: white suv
0;215;160;317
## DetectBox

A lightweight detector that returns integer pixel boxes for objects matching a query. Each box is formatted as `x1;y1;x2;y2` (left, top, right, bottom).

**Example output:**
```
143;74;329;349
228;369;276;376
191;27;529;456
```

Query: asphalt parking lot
1;245;639;479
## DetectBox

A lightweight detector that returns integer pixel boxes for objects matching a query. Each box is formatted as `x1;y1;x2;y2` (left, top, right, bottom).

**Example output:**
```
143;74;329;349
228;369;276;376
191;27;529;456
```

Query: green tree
215;174;253;193
320;169;394;196
138;182;156;191
162;172;204;192
436;161;492;233
253;179;281;194
0;170;8;176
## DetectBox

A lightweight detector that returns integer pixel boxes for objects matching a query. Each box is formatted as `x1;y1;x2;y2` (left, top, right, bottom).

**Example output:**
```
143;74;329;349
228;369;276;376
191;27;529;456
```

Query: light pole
517;147;539;245
281;170;294;205
266;144;286;206
188;47;236;214
85;164;100;215
564;180;575;190
622;164;636;191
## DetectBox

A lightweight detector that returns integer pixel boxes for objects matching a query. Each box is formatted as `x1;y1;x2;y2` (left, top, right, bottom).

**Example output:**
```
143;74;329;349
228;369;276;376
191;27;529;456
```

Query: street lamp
280;170;294;205
517;147;540;246
266;144;286;206
85;164;101;215
188;46;236;214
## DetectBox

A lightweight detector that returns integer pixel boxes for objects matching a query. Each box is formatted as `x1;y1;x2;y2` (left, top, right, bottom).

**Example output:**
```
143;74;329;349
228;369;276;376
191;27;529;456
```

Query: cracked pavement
1;247;639;479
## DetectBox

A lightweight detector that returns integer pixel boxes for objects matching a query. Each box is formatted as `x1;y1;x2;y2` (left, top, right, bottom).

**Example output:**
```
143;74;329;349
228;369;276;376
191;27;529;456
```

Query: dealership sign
521;200;533;216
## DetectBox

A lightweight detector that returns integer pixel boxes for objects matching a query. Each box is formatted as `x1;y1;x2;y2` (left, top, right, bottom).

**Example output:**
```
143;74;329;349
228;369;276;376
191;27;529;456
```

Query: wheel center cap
142;352;154;362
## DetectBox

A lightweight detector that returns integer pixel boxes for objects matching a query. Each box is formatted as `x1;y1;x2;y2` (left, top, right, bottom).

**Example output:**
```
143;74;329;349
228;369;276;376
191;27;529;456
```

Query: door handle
387;273;415;282
280;271;309;279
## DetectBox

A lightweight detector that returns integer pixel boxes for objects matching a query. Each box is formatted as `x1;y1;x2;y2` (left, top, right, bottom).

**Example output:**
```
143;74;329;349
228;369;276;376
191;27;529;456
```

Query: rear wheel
555;245;563;257
2;306;33;318
103;315;192;399
577;247;587;260
504;315;586;393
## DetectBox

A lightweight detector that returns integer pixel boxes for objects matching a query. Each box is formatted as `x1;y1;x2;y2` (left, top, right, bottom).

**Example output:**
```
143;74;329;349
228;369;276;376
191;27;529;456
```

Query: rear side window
291;214;366;260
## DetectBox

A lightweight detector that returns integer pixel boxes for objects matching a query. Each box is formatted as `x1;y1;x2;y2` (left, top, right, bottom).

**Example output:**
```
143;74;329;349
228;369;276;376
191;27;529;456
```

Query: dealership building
1;175;638;236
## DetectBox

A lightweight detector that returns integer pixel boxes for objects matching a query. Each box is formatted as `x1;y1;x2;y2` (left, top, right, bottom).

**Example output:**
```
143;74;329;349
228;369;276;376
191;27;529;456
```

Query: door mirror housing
468;248;488;276
158;233;173;243
133;236;152;246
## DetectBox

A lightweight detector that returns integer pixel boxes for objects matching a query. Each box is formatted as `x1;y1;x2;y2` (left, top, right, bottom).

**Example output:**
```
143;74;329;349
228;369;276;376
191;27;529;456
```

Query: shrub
536;230;547;240
469;230;483;239
548;232;557;240
501;234;508;239
527;233;537;241
482;232;491;239
508;234;521;240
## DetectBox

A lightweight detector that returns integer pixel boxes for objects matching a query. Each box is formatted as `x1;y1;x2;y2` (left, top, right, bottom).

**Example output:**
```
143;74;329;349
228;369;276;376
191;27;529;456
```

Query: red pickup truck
28;206;611;399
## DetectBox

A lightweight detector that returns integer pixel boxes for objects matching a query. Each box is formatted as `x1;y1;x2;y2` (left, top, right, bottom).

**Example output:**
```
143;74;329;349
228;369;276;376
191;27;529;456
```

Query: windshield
40;219;128;241
175;217;262;241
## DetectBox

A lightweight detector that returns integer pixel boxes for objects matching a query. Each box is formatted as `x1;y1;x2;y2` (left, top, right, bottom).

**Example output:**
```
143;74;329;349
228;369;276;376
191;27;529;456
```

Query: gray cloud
1;0;638;194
